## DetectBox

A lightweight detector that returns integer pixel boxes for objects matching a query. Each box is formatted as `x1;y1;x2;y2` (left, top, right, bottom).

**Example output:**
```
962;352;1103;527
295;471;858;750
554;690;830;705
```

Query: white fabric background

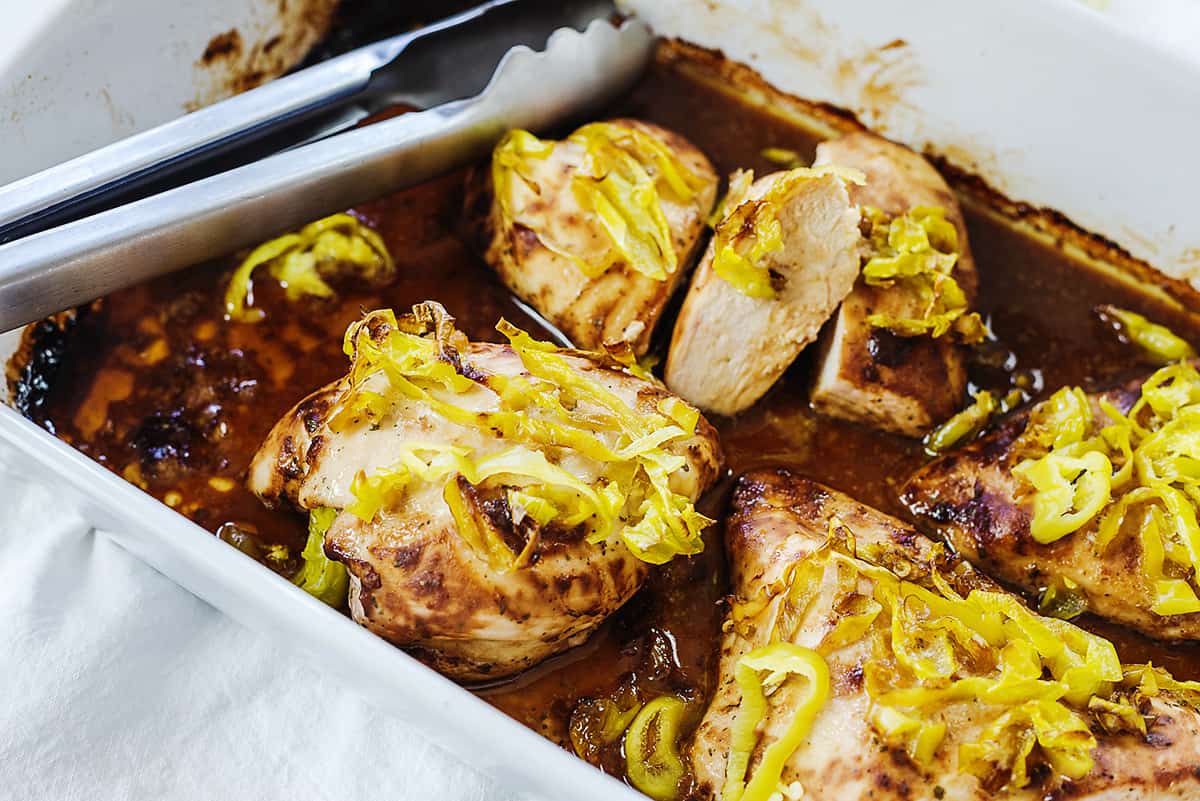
2;3;1197;800
0;455;517;801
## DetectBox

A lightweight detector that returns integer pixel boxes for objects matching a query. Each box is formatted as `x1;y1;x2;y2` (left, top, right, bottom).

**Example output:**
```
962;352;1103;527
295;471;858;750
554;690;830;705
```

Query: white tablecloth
3;3;1198;799
0;452;517;801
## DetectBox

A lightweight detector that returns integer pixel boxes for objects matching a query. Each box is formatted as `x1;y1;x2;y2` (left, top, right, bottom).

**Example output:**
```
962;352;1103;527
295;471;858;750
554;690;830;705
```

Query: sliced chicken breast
248;303;723;680
470;118;718;355
810;132;978;437
902;371;1200;641
692;468;1200;800
664;169;861;415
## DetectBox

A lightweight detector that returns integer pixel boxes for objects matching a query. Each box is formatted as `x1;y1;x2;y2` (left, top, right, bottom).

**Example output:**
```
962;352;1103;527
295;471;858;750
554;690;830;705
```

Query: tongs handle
0;53;373;244
0;18;654;333
0;1;518;244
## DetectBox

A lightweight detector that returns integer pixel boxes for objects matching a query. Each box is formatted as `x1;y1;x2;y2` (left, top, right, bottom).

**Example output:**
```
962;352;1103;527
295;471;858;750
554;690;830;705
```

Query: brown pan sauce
11;46;1200;787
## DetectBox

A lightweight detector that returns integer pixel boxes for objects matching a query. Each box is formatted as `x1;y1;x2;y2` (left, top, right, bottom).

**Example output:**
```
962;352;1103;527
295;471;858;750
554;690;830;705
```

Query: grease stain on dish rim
187;0;339;112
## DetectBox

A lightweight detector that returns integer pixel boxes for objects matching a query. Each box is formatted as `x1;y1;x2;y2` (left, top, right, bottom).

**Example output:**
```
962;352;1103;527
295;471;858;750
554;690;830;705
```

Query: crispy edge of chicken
247;305;724;681
663;171;861;416
690;468;1200;800
810;132;978;438
467;118;718;355
901;372;1200;642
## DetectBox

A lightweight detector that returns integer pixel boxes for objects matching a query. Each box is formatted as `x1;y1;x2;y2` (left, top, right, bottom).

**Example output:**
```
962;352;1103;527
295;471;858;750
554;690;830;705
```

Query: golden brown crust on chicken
810;132;976;437
692;469;1200;800
468;118;717;355
901;375;1200;642
323;507;647;679
664;171;861;416
247;308;723;681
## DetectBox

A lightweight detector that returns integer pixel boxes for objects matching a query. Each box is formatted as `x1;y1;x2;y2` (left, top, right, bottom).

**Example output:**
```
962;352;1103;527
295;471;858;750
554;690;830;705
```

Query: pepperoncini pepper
722;644;830;801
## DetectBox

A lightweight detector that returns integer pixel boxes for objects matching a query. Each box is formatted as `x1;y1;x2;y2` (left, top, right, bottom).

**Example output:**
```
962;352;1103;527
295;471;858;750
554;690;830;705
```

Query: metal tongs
0;0;653;331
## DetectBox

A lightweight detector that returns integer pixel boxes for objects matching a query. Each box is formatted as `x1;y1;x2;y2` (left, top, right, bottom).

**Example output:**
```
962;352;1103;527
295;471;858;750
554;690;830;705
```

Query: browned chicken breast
470;118;718;355
810;132;980;437
248;302;722;680
902;364;1200;642
692;468;1200;801
664;168;862;415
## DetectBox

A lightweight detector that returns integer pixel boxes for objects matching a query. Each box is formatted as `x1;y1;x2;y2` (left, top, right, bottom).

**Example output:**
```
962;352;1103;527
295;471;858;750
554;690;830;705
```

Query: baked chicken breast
470;119;718;355
903;363;1200;642
248;302;722;680
692;468;1200;800
664;168;862;415
810;132;981;437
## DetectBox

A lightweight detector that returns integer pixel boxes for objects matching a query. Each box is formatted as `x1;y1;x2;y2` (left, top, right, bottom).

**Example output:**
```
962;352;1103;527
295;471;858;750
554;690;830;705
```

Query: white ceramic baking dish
3;1;1200;798
0;0;337;185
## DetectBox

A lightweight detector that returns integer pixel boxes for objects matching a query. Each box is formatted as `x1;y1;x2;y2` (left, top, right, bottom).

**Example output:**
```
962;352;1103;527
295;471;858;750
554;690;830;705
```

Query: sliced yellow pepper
923;390;997;455
224;213;392;322
625;696;688;801
1100;305;1197;365
1026;386;1093;450
291;507;349;607
492;123;707;282
1013;449;1112;543
722;644;830;801
336;306;711;567
711;166;864;299
861;205;985;342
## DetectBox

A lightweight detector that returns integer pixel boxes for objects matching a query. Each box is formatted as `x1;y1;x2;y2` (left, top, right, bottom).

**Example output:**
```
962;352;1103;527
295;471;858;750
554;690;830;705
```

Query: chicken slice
810;132;978;437
901;370;1200;642
248;302;722;681
470;118;718;355
691;469;1200;800
664;169;861;415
